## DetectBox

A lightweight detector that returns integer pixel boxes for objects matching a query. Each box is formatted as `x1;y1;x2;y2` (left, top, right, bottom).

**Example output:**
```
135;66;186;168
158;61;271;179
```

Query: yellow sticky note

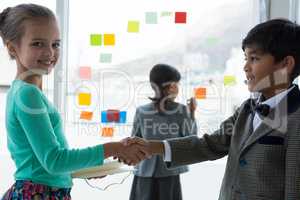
101;127;114;137
80;111;93;120
104;34;115;46
194;87;206;99
224;75;237;86
127;21;140;33
78;93;91;106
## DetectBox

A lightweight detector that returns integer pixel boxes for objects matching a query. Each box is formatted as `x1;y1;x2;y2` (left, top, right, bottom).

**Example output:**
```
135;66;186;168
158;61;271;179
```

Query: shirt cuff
163;140;172;162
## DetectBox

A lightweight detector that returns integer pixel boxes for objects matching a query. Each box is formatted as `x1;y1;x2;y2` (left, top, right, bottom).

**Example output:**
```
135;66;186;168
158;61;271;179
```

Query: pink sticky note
79;66;91;79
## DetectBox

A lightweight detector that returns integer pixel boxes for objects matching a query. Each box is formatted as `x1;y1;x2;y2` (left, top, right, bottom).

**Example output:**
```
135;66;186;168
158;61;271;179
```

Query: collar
259;85;295;109
245;84;300;115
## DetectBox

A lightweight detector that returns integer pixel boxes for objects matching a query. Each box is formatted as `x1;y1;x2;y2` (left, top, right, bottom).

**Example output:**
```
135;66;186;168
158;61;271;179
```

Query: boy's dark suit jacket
166;85;300;200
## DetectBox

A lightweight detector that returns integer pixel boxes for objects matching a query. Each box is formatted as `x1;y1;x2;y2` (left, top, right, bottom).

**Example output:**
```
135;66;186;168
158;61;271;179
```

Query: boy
125;19;300;200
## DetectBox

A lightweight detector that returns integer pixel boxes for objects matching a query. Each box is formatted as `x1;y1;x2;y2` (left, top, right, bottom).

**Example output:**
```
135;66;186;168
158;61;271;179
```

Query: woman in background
129;64;197;200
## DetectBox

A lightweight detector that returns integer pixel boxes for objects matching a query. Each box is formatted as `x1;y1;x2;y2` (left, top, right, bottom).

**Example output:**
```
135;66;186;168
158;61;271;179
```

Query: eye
32;41;44;47
52;42;60;49
250;56;259;62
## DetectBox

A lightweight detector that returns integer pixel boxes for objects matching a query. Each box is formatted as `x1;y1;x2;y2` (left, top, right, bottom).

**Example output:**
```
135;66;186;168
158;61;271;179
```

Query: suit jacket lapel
240;84;300;155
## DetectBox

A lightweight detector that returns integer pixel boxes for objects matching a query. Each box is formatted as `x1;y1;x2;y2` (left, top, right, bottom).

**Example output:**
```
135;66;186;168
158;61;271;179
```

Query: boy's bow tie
254;104;270;117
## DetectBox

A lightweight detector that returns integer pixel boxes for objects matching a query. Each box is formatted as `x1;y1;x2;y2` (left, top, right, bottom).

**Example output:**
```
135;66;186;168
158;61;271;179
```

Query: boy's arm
166;107;240;168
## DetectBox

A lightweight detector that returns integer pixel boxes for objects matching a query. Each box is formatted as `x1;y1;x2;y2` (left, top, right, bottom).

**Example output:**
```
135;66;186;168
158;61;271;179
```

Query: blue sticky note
101;111;127;123
119;111;127;123
101;111;108;123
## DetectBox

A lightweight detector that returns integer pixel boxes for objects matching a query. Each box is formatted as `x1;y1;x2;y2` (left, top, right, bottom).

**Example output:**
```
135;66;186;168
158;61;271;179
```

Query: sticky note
104;34;115;46
107;109;120;122
79;66;91;79
145;12;158;24
78;93;91;106
101;127;114;137
161;11;173;17
175;12;187;24
90;34;102;46
224;75;237;86
119;111;127;123
194;87;206;99
100;53;112;63
101;110;127;123
80;111;93;120
127;21;140;33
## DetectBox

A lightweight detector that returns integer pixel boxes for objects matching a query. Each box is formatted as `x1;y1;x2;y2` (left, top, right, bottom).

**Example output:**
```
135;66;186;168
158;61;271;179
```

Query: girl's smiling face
10;17;60;76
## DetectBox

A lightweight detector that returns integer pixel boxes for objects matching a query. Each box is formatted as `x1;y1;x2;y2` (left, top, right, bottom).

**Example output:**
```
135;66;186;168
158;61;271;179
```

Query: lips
38;60;55;66
246;74;255;82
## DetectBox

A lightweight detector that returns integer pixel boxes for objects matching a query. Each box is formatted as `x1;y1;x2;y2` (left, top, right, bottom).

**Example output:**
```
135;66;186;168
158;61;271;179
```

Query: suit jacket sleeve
166;106;241;168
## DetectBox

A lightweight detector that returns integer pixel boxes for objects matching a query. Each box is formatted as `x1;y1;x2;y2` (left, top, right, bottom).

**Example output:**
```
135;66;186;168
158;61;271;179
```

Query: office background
0;0;299;199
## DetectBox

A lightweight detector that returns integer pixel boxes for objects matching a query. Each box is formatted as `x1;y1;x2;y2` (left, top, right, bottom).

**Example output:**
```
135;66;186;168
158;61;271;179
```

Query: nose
243;60;250;72
43;45;55;57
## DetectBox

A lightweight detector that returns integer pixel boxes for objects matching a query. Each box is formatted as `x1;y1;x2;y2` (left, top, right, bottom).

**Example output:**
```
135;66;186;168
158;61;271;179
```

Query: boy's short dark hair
242;18;300;81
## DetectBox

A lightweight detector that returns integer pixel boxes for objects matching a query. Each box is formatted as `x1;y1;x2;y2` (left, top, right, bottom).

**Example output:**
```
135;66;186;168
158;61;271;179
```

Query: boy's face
243;47;289;95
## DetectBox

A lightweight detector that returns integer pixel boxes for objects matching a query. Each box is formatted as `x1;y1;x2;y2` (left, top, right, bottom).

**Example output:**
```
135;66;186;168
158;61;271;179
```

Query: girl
129;64;197;200
0;4;147;200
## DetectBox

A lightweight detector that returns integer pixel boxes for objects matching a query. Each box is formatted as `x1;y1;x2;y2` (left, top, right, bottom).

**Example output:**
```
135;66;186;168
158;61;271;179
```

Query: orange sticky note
80;111;93;120
79;66;91;79
194;87;206;99
101;127;114;137
78;93;91;106
104;34;115;46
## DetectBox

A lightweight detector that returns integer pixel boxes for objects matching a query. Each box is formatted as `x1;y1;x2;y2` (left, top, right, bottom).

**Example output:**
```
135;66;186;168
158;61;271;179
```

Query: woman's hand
187;97;197;119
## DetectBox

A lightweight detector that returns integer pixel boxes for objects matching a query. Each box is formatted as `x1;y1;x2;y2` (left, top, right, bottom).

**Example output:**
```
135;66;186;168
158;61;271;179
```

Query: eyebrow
244;49;264;56
31;38;61;42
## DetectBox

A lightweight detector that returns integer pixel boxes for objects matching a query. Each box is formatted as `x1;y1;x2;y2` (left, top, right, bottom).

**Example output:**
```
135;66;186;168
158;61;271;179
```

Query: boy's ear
282;56;295;75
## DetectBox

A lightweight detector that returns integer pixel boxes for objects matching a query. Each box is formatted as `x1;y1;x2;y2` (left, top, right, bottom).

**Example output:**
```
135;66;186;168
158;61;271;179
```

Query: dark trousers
129;175;183;200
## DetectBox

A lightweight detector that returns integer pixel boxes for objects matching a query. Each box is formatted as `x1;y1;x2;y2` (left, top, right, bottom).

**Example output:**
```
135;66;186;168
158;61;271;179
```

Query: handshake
104;137;165;166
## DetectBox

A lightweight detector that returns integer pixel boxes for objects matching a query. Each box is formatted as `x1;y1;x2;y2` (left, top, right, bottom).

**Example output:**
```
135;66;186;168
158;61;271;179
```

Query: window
65;0;259;199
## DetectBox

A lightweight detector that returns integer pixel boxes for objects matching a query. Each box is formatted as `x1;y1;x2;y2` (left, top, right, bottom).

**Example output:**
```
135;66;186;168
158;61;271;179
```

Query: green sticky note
90;34;102;46
127;21;140;33
145;12;158;24
100;53;112;63
161;11;173;17
224;75;237;86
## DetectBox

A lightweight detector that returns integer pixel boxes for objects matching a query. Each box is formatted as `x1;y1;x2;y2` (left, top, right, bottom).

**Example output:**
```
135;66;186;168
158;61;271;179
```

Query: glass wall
65;0;259;199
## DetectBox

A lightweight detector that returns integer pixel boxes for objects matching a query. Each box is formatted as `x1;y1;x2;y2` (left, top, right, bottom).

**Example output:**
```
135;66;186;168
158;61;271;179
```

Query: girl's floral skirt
1;180;71;200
